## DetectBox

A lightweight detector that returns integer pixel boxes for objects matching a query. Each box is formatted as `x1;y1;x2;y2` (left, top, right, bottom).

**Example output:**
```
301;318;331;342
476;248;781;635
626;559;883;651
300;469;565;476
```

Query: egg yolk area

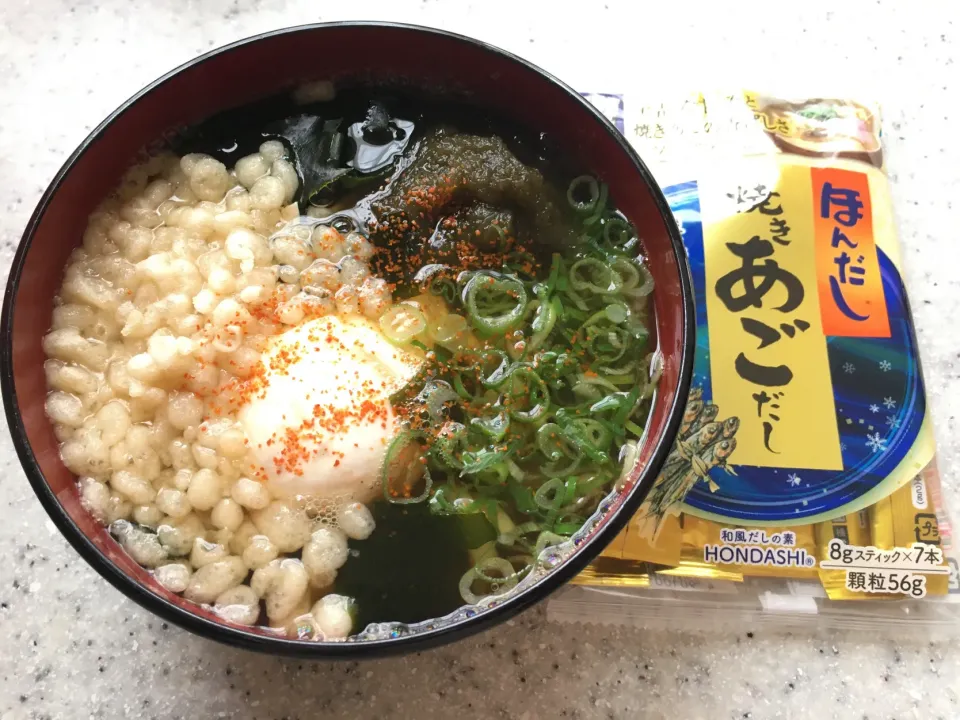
237;316;422;502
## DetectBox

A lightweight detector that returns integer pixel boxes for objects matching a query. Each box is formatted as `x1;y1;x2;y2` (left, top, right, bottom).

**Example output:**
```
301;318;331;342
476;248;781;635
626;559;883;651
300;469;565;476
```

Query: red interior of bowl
7;24;689;642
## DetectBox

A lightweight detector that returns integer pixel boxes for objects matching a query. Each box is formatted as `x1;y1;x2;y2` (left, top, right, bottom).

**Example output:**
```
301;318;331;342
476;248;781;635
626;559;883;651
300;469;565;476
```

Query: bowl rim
1;20;695;658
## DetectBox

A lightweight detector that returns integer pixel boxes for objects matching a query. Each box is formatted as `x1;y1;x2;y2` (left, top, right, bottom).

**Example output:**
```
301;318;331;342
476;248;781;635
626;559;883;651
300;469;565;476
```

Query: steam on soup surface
41;83;657;639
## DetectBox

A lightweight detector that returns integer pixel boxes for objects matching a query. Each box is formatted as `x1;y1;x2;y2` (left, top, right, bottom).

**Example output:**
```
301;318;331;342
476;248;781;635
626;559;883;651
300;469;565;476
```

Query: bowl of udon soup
3;23;694;656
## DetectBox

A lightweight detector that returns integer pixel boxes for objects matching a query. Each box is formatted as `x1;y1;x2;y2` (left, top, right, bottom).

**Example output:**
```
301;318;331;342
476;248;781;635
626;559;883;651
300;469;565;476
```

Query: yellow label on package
576;90;953;599
701;163;843;470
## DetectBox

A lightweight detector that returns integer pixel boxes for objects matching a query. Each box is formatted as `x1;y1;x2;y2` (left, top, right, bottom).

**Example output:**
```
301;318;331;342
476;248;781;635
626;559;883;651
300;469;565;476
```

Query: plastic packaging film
551;91;960;636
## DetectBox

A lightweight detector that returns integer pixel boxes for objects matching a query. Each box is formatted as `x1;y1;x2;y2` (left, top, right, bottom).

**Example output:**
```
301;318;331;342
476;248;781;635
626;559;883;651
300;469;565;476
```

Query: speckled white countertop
1;1;959;718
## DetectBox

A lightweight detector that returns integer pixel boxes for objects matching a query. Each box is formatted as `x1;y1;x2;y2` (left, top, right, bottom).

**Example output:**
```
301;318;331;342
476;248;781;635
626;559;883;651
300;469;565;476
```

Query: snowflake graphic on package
885;415;901;429
879;360;892;372
843;362;856;374
787;473;802;487
883;397;897;410
869;404;879;413
866;432;887;453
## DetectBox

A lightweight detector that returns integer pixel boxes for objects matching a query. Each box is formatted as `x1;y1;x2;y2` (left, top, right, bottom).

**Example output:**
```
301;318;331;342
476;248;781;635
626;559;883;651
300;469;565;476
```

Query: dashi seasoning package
576;90;955;602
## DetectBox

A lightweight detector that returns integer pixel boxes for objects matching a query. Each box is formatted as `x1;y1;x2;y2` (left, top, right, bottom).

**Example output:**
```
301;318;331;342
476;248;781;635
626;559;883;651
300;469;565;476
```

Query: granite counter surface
0;1;958;717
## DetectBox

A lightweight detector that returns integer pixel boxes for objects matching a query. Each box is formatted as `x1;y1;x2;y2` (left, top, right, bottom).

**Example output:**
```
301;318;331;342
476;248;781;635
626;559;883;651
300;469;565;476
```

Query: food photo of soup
39;83;661;641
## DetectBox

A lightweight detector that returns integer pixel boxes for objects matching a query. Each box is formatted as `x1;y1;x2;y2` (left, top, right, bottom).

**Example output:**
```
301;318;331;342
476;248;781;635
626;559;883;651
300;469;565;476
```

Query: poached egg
239;315;422;502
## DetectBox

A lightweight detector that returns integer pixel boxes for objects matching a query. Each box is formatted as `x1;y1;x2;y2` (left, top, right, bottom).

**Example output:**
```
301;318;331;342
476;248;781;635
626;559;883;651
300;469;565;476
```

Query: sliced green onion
502;367;550;423
499;520;540;547
458;567;485;604
602;216;635;251
494;508;516;536
422;381;459;425
452;372;472;401
471;409;510;442
619;441;639;476
533;531;567;558
459;557;519;604
382;431;432;504
505;458;525;482
490;223;509;253
536;423;570;462
528;297;559;352
590;392;637;424
613;386;642;426
575;472;614;496
599;360;638;376
502;251;538;279
624;262;654;298
577;374;621;394
464;273;528;335
571;382;603;402
473;463;509;489
545;253;563;293
604;302;629;324
610;257;639;289
457;269;478;291
590;391;631;419
536;423;583;477
530;295;550;334
480;348;512;388
543;454;582;478
575;418;613;450
474;557;519;591
559;420;611;466
583;325;632;364
553;514;586;536
642;352;664;399
582;307;618;330
564;286;590;311
429;486;461;514
428;275;457;304
570;258;623;295
534;478;565;512
567;175;601;215
468;539;499;566
429;486;488;517
431;313;468;344
380;304;427;343
507;479;539;515
461;445;511;476
582;182;610;226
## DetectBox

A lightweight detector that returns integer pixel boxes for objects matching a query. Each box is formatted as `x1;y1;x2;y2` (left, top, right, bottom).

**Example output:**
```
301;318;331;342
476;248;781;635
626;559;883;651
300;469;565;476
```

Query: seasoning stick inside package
573;90;956;602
